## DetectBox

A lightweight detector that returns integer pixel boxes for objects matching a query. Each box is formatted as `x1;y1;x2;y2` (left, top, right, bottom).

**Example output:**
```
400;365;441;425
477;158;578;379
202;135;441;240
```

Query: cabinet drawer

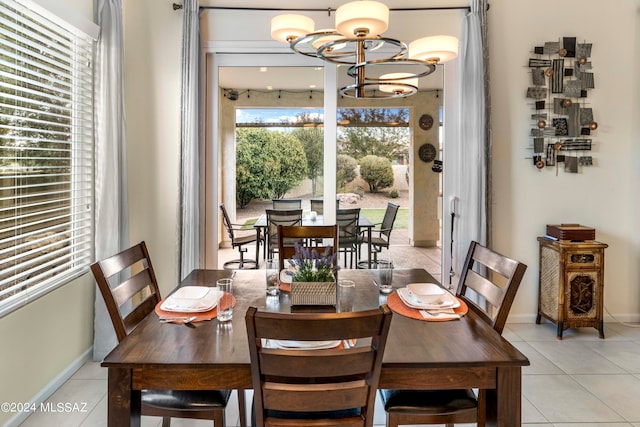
565;251;601;268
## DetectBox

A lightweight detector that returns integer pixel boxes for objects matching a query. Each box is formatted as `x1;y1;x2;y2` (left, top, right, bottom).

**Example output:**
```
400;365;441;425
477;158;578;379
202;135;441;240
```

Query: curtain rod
172;4;472;13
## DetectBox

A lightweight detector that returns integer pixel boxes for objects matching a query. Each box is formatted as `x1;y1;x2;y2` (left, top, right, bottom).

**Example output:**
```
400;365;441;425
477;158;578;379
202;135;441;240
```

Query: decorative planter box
291;281;336;306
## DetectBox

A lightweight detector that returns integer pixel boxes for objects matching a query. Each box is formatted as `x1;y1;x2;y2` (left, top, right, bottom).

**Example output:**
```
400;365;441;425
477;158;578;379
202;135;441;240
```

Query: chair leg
238;247;246;268
161;417;171;427
254;240;260;267
387;412;399;427
238;389;247;427
213;408;225;427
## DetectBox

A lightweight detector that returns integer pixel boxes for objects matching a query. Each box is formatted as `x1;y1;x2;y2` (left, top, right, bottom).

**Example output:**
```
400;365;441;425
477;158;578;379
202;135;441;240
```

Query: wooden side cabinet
536;237;608;339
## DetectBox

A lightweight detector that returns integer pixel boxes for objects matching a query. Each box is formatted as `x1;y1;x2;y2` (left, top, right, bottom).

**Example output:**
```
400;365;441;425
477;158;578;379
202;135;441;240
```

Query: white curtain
178;0;202;280
451;0;489;275
92;0;129;361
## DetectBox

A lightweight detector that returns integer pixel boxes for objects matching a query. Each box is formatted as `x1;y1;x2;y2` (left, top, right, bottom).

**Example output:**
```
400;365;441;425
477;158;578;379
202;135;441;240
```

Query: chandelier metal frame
288;29;438;99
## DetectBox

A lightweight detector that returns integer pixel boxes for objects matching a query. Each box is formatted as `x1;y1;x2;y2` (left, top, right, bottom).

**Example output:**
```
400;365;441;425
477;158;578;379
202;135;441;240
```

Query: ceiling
205;0;467;92
218;65;444;92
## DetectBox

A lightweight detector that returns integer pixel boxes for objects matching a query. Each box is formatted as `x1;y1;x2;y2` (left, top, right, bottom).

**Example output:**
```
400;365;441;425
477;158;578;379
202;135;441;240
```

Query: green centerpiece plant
289;243;338;282
288;243;339;305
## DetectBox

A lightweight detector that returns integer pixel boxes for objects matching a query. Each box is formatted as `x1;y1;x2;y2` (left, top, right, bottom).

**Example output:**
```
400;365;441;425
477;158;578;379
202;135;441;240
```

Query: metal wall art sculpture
526;37;598;174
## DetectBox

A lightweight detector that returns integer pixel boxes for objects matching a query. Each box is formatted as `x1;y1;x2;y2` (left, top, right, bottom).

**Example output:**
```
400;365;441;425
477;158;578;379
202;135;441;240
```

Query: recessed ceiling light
259;67;268;72
309;84;316;88
267;85;273;90
314;67;322;71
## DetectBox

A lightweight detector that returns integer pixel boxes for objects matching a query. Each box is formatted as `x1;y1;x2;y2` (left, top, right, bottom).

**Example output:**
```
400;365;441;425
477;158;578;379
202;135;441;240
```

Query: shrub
359;155;394;193
336;154;358;191
389;188;399;198
236;128;307;208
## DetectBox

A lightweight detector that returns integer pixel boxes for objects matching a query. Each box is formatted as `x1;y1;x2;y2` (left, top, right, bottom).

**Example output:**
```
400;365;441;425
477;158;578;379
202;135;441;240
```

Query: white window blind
0;0;96;316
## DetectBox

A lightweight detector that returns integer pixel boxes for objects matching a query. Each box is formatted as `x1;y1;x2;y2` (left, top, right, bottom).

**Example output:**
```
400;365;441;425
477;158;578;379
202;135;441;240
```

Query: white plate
407;283;445;298
170;286;210;300
268;340;342;350
280;268;294;284
161;287;222;313
397;287;460;310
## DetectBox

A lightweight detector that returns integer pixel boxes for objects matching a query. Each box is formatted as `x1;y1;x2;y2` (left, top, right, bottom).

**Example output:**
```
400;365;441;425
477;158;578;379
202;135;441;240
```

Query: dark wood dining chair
336;207;362;268
91;241;245;427
358;202;399;268
220;204;258;270
265;208;302;259
277;224;338;271
245;304;393;427
378;240;527;427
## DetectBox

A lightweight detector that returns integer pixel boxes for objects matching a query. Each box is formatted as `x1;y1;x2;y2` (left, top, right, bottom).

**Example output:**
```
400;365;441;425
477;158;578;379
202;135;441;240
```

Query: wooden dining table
101;268;529;427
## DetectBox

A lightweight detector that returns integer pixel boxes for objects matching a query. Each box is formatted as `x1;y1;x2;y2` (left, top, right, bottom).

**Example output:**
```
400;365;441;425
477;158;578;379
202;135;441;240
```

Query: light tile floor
18;321;640;426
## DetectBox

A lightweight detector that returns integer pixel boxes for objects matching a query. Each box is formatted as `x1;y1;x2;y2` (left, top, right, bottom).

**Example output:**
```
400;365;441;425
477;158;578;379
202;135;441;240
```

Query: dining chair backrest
310;199;323;214
310;199;340;215
266;209;303;257
336;208;361;244
91;241;160;342
277;225;338;271
92;244;242;426
456;241;528;334
219;203;258;270
272;198;302;210
220;203;236;241
379;202;400;240
245;305;393;427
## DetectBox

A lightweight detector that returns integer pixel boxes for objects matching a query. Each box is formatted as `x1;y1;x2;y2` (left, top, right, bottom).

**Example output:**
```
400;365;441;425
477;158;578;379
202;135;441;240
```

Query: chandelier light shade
409;35;459;63
335;1;389;37
270;14;315;43
270;1;459;99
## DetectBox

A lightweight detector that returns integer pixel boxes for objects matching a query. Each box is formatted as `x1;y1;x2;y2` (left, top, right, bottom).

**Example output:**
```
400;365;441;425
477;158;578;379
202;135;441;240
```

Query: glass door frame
204;51;337;268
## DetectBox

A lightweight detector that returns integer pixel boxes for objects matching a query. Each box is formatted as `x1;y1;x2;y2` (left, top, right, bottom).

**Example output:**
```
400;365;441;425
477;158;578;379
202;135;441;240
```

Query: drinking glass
337;279;356;312
377;259;394;294
216;278;233;322
265;259;280;296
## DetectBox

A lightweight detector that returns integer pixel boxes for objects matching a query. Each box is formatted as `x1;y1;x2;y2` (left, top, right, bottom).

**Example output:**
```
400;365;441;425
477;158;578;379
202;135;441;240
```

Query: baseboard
506;314;539;324
3;347;93;427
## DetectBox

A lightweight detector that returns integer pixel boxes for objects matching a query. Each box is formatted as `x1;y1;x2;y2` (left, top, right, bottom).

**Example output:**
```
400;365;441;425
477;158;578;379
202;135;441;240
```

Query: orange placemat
154;293;236;322
279;282;291;292
386;291;468;321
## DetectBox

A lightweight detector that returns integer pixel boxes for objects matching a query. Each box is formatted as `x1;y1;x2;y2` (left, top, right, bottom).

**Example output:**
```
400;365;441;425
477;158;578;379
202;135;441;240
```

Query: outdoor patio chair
358;202;399;268
265;208;302;259
310;198;340;215
336;207;362;268
219;204;258;270
272;198;302;210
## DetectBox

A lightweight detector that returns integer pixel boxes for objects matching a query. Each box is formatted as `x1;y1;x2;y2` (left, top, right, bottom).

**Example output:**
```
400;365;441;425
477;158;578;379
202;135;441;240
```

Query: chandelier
271;1;459;99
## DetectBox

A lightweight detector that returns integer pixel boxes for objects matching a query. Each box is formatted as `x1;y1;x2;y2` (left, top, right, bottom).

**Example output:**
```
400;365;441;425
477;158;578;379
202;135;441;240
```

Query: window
0;0;97;315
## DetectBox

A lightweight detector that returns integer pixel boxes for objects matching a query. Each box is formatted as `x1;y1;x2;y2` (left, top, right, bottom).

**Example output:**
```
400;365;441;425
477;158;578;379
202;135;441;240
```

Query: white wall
490;0;640;321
